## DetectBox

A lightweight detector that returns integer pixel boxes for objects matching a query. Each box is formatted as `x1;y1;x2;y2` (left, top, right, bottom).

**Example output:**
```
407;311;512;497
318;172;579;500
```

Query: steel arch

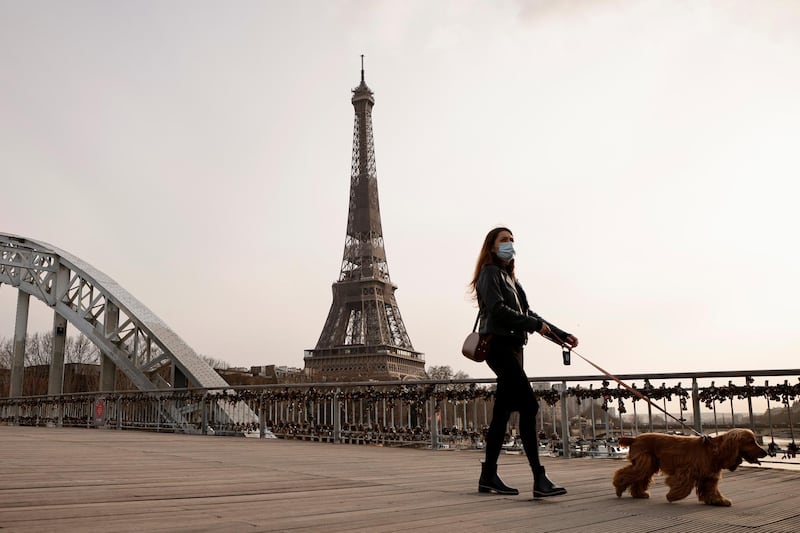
0;232;228;390
0;232;256;430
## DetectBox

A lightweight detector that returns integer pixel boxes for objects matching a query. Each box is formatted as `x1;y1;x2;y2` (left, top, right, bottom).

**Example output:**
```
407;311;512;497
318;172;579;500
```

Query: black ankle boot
478;462;519;495
533;466;567;497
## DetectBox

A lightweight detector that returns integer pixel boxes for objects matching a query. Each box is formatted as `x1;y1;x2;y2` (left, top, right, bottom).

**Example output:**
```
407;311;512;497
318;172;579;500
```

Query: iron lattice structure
305;63;425;381
0;233;255;429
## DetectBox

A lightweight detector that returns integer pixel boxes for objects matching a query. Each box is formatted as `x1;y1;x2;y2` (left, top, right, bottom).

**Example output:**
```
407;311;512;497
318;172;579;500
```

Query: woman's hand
565;334;579;348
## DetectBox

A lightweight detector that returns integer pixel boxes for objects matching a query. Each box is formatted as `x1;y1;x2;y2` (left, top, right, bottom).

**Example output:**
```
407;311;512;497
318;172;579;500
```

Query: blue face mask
496;241;515;261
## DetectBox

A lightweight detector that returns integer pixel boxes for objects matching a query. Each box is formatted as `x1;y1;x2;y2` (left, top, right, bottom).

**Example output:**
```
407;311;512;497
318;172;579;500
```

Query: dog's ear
714;431;743;471
730;428;755;449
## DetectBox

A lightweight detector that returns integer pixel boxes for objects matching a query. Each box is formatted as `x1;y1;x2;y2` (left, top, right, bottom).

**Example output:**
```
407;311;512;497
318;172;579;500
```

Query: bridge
1;370;798;529
1;425;798;532
3;341;798;529
0;232;255;429
2;234;799;529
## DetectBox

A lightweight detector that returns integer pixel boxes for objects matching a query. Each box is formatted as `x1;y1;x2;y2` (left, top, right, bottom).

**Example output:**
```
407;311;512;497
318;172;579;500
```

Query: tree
25;332;52;366
427;365;453;380
426;365;469;380
66;334;99;364
201;355;230;370
0;332;100;367
0;337;11;369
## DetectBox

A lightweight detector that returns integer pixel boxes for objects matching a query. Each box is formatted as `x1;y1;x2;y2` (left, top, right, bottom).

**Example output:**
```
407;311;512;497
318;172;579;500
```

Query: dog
613;428;767;506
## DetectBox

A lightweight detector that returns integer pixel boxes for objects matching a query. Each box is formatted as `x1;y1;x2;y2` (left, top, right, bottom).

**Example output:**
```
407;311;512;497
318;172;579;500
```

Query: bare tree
427;365;469;380
66;334;99;364
1;331;102;367
0;337;12;369
201;355;230;370
25;332;52;366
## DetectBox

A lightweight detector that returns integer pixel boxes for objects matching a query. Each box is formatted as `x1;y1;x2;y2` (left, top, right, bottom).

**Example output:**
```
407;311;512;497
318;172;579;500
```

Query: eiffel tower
304;59;425;381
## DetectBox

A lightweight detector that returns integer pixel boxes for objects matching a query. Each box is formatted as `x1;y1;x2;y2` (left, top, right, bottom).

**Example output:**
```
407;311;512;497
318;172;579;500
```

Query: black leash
540;325;705;438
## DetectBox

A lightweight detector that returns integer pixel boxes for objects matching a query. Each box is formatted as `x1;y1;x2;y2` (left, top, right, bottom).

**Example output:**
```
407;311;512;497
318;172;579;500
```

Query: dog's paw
704;497;732;507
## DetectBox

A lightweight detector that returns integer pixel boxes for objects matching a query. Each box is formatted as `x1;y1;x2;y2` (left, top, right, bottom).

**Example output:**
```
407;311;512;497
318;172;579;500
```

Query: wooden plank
1;426;798;532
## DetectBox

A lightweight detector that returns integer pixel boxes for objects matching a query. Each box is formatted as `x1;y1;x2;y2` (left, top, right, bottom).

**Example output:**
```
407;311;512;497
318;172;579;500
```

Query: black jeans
484;335;542;470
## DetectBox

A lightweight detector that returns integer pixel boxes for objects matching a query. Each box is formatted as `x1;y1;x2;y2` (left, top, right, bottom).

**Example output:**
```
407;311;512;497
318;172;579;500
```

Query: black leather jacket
476;263;569;345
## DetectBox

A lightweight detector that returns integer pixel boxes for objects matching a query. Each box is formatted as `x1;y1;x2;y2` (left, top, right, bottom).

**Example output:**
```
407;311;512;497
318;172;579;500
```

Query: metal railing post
785;380;796;444
259;395;266;439
430;397;439;449
746;376;755;432
333;387;342;444
201;393;209;436
156;397;162;432
692;378;702;435
560;381;570;458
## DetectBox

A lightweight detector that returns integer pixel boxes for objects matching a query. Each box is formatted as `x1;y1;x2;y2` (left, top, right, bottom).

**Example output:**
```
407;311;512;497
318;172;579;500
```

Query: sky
2;0;799;382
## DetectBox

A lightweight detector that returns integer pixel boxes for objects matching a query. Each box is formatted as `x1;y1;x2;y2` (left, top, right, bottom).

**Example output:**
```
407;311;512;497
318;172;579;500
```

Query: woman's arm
477;266;540;333
528;311;579;347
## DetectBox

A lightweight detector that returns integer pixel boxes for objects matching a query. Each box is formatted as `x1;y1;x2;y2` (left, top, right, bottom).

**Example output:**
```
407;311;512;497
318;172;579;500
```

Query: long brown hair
469;226;515;299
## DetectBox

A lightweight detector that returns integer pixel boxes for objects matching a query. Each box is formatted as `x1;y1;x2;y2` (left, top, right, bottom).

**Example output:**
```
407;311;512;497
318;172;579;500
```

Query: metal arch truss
0;233;255;429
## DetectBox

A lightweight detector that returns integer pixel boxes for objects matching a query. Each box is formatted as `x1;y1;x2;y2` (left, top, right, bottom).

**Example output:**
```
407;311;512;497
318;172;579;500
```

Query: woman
471;226;578;498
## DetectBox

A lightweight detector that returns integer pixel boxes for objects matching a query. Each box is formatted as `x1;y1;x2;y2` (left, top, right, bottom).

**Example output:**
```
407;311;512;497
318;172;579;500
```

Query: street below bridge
1;426;798;532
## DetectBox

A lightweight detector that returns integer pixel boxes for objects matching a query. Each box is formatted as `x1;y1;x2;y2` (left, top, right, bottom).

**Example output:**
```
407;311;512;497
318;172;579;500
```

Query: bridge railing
2;369;798;457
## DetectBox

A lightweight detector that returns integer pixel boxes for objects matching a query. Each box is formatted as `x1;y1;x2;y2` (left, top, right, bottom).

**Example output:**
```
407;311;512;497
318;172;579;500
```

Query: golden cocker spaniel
613;428;767;506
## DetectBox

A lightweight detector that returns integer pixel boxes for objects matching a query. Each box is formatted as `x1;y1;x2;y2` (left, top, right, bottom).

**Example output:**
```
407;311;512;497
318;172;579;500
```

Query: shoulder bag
461;312;492;362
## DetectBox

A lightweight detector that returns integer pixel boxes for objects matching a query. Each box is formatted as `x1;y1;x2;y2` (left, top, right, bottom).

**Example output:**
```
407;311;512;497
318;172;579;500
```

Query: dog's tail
618;437;635;447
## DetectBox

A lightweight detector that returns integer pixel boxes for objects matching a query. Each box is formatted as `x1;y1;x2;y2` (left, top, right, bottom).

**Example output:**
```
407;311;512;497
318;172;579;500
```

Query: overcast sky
2;1;799;381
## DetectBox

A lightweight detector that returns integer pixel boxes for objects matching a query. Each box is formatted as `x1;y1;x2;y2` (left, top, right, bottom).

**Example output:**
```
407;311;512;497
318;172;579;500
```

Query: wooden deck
1;426;798;532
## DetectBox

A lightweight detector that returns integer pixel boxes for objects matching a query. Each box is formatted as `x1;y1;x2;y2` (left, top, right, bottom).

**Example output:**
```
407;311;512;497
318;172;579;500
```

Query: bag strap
472;311;481;333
